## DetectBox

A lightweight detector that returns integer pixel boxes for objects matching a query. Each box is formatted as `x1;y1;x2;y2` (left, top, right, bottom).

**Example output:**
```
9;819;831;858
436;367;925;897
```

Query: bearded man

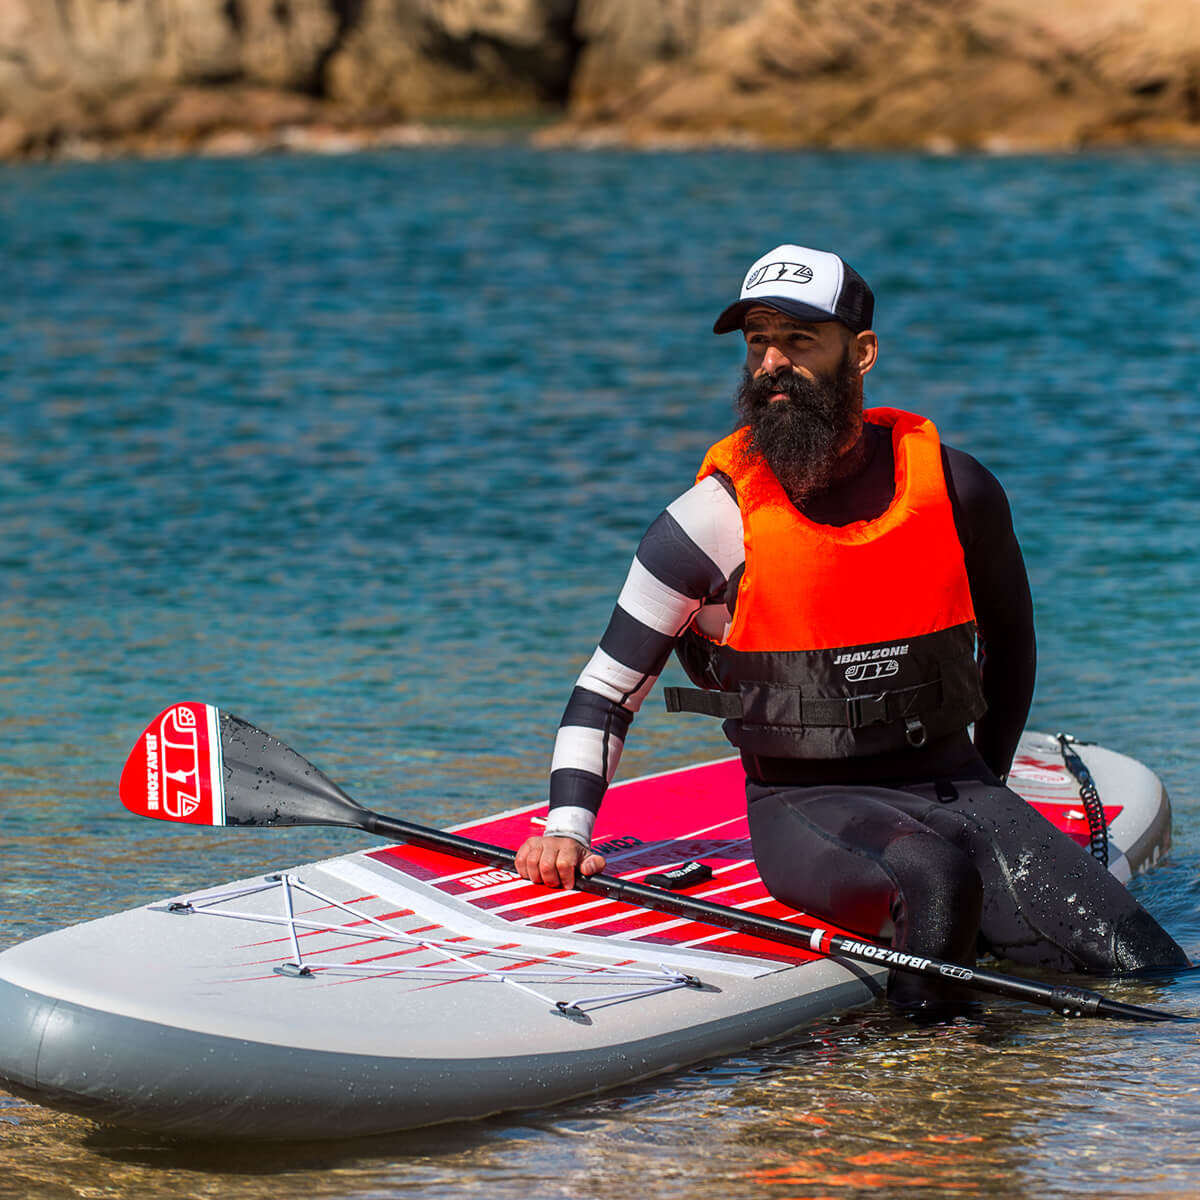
516;244;1187;1014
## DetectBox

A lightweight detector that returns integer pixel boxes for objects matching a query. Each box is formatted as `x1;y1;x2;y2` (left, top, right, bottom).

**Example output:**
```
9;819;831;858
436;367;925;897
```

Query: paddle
119;702;1186;1023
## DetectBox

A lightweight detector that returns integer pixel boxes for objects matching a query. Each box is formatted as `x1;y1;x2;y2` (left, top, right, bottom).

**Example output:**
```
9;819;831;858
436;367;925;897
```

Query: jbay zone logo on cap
745;261;814;290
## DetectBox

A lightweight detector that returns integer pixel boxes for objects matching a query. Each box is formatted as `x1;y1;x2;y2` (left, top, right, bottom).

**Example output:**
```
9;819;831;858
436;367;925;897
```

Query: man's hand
515;835;607;889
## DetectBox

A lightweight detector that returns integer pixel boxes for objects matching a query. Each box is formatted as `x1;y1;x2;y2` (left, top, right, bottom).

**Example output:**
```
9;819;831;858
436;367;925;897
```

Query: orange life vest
666;408;987;758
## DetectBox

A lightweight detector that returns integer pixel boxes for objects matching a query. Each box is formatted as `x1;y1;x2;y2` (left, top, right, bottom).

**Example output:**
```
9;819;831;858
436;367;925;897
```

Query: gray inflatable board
0;731;1171;1140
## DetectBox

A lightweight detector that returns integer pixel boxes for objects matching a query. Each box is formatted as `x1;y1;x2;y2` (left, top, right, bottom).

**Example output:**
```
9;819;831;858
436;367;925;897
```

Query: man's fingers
580;852;607;877
538;841;568;889
514;836;541;882
515;835;594;889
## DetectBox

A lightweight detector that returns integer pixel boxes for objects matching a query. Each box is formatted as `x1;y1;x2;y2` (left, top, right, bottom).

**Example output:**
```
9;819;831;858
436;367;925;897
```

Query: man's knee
882;831;982;963
1109;907;1190;974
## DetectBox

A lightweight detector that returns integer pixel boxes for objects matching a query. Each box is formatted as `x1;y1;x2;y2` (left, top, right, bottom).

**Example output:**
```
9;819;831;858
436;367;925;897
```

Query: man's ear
855;330;879;376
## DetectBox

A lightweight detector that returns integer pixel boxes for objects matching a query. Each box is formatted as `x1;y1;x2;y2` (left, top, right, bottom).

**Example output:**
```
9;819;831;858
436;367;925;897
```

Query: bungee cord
164;873;701;1016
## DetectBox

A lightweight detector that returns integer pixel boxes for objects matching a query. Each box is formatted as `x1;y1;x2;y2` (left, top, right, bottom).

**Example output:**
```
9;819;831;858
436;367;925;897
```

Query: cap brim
713;297;845;335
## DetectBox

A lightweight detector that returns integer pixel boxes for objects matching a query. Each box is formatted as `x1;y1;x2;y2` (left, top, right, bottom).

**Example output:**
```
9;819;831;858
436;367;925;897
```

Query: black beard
733;351;861;499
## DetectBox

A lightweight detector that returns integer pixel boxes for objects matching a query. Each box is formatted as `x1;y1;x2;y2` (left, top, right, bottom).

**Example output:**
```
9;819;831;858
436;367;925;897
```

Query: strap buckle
846;693;890;727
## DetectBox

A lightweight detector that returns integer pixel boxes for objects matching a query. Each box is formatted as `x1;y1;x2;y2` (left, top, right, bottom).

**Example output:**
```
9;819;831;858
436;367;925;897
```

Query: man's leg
894;778;1190;973
747;783;984;1013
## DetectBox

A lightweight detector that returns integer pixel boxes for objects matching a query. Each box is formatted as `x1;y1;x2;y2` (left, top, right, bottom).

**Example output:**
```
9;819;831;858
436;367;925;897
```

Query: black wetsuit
547;422;1188;1006
741;425;1187;1005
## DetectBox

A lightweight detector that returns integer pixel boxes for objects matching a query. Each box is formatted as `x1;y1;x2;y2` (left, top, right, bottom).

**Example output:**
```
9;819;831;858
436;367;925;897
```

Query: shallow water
2;146;1199;1197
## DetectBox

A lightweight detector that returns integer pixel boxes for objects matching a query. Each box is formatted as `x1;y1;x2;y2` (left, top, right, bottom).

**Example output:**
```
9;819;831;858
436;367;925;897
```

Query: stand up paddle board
0;726;1172;1140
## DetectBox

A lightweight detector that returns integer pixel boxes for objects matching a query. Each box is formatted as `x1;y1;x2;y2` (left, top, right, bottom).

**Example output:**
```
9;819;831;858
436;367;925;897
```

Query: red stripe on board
1026;801;1123;847
233;908;417;952
368;843;489;881
649;929;815;965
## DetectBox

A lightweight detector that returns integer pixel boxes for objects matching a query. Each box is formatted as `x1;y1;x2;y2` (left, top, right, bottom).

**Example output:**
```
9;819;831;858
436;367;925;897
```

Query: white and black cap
713;244;875;335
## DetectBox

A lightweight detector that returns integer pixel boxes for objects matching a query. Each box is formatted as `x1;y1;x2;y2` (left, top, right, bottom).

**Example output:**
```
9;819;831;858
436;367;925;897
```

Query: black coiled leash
1057;732;1110;867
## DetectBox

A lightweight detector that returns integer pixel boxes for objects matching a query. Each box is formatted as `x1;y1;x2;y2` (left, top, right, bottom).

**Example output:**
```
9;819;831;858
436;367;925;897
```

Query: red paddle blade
119;702;228;826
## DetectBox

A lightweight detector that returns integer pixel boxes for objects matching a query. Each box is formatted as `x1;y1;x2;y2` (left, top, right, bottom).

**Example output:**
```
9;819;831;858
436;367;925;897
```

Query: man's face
741;308;859;395
734;308;870;498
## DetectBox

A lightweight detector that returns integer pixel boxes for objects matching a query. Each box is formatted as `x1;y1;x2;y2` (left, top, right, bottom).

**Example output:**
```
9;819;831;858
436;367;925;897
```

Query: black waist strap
663;681;942;730
664;688;741;718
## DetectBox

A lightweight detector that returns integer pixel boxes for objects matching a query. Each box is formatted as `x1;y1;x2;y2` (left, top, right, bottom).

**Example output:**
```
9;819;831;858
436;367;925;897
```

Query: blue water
2;147;1200;1197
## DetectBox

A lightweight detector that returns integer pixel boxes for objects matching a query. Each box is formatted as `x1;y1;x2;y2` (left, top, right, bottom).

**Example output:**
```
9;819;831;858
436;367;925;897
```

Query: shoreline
7;115;1200;167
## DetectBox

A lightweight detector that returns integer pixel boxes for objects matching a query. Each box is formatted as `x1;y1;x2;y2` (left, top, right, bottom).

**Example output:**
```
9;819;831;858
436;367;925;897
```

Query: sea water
1;146;1199;1198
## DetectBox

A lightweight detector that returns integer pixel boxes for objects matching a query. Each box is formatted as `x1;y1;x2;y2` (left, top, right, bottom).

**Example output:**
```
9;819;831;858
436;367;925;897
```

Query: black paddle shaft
357;812;1174;1022
216;712;1185;1023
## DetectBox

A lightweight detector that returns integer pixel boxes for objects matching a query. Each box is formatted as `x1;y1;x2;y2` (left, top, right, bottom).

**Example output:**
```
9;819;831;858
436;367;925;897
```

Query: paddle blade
120;703;372;830
120;702;228;825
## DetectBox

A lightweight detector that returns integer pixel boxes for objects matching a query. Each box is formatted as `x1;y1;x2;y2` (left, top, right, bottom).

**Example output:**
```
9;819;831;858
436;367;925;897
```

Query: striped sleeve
548;475;744;835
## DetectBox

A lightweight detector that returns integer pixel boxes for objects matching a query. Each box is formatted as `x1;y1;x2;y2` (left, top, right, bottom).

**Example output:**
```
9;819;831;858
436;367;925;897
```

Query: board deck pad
370;757;826;965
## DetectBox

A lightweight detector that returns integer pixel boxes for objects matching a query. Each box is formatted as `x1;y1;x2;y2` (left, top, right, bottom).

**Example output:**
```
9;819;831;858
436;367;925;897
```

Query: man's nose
760;344;792;375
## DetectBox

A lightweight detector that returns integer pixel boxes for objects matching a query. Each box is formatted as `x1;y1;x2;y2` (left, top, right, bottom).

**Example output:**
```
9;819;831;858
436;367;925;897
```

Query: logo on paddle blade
158;704;205;819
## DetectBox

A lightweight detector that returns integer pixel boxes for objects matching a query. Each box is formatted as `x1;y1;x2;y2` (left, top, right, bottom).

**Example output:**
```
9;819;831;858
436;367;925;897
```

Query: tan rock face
324;0;578;115
0;0;245;151
0;0;243;98
568;0;751;117
0;0;1197;157
235;0;342;90
0;0;582;154
553;0;1200;149
0;0;580;155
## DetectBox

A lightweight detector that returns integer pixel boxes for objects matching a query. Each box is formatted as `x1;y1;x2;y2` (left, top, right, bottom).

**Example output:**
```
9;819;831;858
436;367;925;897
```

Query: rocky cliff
0;0;579;158
555;0;1200;151
1;0;1197;159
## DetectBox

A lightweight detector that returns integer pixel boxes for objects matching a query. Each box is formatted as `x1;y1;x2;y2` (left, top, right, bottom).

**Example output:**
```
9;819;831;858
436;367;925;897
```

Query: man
516;244;1187;1012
